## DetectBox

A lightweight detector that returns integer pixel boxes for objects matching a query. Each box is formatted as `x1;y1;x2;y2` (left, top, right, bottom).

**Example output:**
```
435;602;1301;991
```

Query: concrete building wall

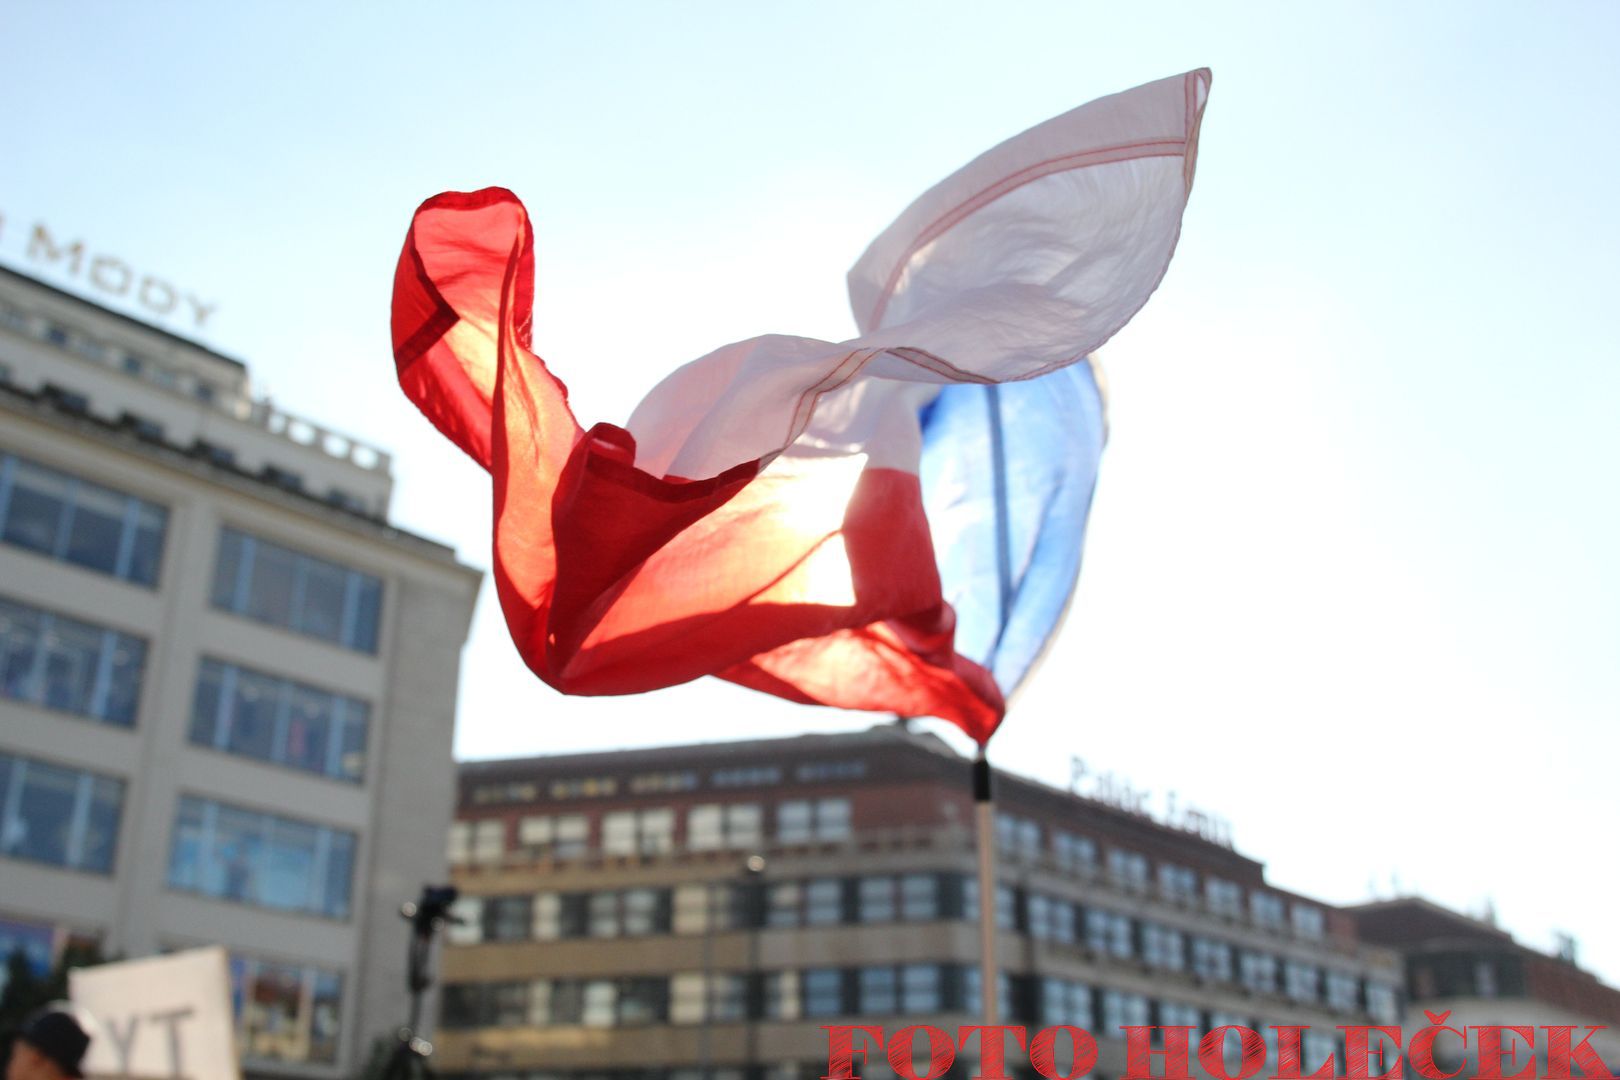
0;267;481;1080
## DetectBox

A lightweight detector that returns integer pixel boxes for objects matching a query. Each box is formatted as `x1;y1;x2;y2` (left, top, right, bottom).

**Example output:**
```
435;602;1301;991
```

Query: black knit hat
16;1007;90;1079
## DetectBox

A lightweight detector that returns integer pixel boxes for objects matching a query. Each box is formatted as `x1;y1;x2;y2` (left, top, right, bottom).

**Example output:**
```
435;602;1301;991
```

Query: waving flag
391;69;1210;745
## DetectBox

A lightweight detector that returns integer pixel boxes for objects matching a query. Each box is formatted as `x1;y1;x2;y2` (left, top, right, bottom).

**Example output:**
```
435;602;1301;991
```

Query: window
900;964;942;1014
1285;961;1320;1003
516;813;588;858
1206;877;1244;917
1107;849;1150;889
686;803;763;851
673;882;735;935
450;819;507;865
794;760;867;782
962;879;1017;930
1052;831;1097;872
1250;891;1286;929
1159;863;1199;901
1365;983;1399;1024
1303;1031;1338;1077
859;967;897;1015
859;876;897;923
776;797;851;842
1159;1001;1201;1030
1027;893;1078;943
766;970;801;1020
547;775;616;799
995;813;1042;860
483;896;532;942
669;973;707;1024
229;954;344;1065
1291;903;1326;940
803;969;844;1018
0;752;124;873
712;766;781;787
1040;978;1093;1028
0;453;168;585
0;596;146;727
628;771;699;794
1142;924;1185;971
899;873;940;920
189;659;369;782
1101;989;1150;1031
806;878;843;925
167;796;356;919
602;808;675;856
1191;937;1233;982
446;896;483;945
1326;971;1360;1012
1085;908;1134;959
577;889;673;938
1240;951;1278;995
210;529;382;652
767;881;803;928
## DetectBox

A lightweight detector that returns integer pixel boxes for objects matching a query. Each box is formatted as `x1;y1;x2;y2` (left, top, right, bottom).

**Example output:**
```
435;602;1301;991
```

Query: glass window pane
282;684;332;774
81;776;124;873
101;633;145;727
337;704;368;782
246;543;297;627
309;971;343;1063
213;804;266;903
13;760;78;865
323;830;355;918
0;600;42;703
229;671;281;761
212;530;246;608
296;559;346;643
62;482;125;576
127;503;167;586
167;796;209;891
261;818;319;911
2;460;69;555
348;575;382;653
41;616;100;714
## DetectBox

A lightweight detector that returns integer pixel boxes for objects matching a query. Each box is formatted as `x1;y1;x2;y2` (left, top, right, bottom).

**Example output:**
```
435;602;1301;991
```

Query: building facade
0;266;482;1078
440;726;1406;1080
1352;897;1620;1074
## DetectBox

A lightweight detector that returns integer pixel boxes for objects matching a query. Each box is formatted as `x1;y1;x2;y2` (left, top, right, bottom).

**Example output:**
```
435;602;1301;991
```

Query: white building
0;264;482;1079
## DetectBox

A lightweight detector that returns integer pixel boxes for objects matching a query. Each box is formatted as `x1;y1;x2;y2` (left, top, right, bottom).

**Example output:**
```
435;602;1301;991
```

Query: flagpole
973;748;997;1026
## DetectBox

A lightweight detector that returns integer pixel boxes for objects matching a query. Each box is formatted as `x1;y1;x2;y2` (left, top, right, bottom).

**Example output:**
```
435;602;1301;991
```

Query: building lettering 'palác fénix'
439;727;1410;1080
0;265;482;1079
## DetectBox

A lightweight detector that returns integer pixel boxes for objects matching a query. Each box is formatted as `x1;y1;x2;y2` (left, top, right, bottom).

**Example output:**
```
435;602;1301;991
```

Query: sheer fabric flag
391;69;1210;745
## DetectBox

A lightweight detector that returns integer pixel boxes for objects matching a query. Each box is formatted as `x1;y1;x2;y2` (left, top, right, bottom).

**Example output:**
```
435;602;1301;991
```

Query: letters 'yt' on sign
0;213;218;329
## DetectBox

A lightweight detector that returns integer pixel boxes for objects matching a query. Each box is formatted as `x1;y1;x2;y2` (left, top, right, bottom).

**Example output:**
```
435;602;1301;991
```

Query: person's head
6;1008;88;1080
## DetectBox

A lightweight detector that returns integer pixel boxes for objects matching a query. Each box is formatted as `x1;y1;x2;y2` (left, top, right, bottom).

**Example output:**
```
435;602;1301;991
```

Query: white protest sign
69;947;240;1080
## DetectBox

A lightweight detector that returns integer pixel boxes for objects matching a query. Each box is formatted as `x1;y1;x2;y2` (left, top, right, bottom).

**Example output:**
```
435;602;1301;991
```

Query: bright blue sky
3;2;1616;984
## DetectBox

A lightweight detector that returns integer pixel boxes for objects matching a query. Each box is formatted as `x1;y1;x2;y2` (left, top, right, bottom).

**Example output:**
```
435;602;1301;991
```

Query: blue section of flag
917;361;1106;697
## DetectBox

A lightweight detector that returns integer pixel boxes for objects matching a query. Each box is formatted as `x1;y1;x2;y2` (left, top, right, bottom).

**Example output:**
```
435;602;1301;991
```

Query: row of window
168;796;356;919
998;811;1325;939
2;591;373;784
463;760;871;808
446;876;1396;1018
0;450;385;652
441;964;1372;1048
0;904;347;1072
449;796;853;864
0;749;357;920
0;304;224;404
457;802;1319;944
0;596;146;727
229;952;343;1066
0;751;124;873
